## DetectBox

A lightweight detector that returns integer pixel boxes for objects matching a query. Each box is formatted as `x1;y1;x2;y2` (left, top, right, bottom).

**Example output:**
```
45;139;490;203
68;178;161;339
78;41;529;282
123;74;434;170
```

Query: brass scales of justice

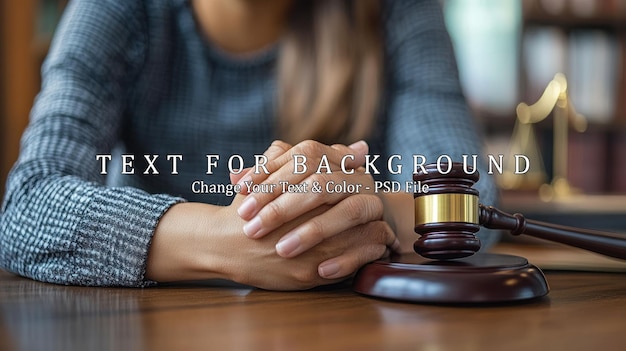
352;75;626;304
499;73;587;199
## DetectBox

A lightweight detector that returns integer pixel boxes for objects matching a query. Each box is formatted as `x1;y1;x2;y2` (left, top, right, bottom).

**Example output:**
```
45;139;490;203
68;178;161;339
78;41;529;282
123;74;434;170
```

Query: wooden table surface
1;267;625;351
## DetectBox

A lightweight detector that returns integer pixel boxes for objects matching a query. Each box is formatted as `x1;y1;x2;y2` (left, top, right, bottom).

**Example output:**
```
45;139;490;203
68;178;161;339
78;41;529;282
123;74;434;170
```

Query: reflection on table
1;261;626;351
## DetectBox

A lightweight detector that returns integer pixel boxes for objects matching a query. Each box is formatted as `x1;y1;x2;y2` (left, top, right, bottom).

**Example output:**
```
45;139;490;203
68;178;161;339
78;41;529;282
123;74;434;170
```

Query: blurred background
445;0;626;196
1;0;625;231
443;0;626;234
1;0;67;199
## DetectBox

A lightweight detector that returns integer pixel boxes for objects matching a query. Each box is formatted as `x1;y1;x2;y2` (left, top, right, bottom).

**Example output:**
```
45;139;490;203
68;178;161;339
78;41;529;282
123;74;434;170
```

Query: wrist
146;202;234;282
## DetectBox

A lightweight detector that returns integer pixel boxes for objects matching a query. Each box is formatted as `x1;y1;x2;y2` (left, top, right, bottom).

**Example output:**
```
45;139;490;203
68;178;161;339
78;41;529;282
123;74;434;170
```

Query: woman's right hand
146;195;393;290
146;141;396;290
218;195;394;290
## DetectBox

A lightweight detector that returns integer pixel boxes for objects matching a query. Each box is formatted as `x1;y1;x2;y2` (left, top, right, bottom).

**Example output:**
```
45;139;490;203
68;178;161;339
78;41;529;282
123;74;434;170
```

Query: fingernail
318;261;341;279
243;216;262;238
348;140;368;153
237;196;257;219
276;235;301;257
391;238;401;252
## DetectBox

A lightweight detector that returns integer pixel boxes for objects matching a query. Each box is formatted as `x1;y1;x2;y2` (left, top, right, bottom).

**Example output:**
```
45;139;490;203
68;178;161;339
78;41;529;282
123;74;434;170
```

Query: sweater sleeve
0;0;183;286
383;0;501;248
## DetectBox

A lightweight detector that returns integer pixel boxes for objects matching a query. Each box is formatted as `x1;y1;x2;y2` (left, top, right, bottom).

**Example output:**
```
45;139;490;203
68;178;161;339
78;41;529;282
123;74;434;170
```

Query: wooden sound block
353;253;549;304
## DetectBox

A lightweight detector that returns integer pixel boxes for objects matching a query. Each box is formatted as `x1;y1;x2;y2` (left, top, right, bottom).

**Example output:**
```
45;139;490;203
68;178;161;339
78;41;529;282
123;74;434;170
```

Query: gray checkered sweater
0;0;498;286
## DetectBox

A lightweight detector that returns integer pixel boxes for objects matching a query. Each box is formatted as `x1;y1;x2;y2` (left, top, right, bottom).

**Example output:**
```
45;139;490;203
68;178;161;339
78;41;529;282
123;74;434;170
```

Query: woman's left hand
231;139;400;263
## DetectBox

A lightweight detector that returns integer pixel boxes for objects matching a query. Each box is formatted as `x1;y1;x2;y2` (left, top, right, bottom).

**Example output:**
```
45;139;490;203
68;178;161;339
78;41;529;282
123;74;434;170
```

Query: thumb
230;167;252;185
331;140;369;169
232;140;293;190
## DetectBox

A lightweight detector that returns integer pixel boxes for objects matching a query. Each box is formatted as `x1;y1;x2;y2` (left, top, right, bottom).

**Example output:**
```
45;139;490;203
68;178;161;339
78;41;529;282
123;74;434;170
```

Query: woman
0;0;498;289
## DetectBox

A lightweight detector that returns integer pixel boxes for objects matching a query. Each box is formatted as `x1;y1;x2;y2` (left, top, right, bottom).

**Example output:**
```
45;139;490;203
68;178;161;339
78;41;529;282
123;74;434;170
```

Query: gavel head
413;162;481;259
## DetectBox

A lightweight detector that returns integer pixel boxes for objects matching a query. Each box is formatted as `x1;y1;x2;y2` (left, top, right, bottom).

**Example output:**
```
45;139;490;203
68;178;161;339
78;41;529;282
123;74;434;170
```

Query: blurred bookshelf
445;0;626;232
0;0;66;199
520;0;626;195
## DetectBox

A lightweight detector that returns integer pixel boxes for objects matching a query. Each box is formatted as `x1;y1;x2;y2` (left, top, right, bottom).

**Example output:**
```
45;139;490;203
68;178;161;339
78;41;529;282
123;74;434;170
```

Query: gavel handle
479;204;626;260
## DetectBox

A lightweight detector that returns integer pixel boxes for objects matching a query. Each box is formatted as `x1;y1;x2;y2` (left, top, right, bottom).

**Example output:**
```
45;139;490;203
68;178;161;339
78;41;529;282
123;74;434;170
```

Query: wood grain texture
1;268;625;351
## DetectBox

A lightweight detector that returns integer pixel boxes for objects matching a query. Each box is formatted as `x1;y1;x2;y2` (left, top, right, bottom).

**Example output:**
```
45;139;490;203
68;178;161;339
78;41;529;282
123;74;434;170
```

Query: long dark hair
277;0;383;145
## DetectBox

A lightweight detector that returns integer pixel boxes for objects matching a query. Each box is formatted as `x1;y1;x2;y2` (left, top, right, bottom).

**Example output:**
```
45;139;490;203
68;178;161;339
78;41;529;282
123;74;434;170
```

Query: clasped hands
228;140;400;289
146;139;402;291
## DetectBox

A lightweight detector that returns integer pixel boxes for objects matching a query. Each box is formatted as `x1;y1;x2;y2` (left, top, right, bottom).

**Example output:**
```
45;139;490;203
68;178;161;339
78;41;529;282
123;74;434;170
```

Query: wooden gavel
413;163;626;261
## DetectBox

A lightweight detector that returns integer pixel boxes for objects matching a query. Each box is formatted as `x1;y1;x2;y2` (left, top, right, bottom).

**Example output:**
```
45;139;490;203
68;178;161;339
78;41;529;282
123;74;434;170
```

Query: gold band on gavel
414;193;479;226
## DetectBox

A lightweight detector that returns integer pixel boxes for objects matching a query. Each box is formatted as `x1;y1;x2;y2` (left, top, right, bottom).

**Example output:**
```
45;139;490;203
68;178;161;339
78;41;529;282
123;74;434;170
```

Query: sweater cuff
73;186;184;287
